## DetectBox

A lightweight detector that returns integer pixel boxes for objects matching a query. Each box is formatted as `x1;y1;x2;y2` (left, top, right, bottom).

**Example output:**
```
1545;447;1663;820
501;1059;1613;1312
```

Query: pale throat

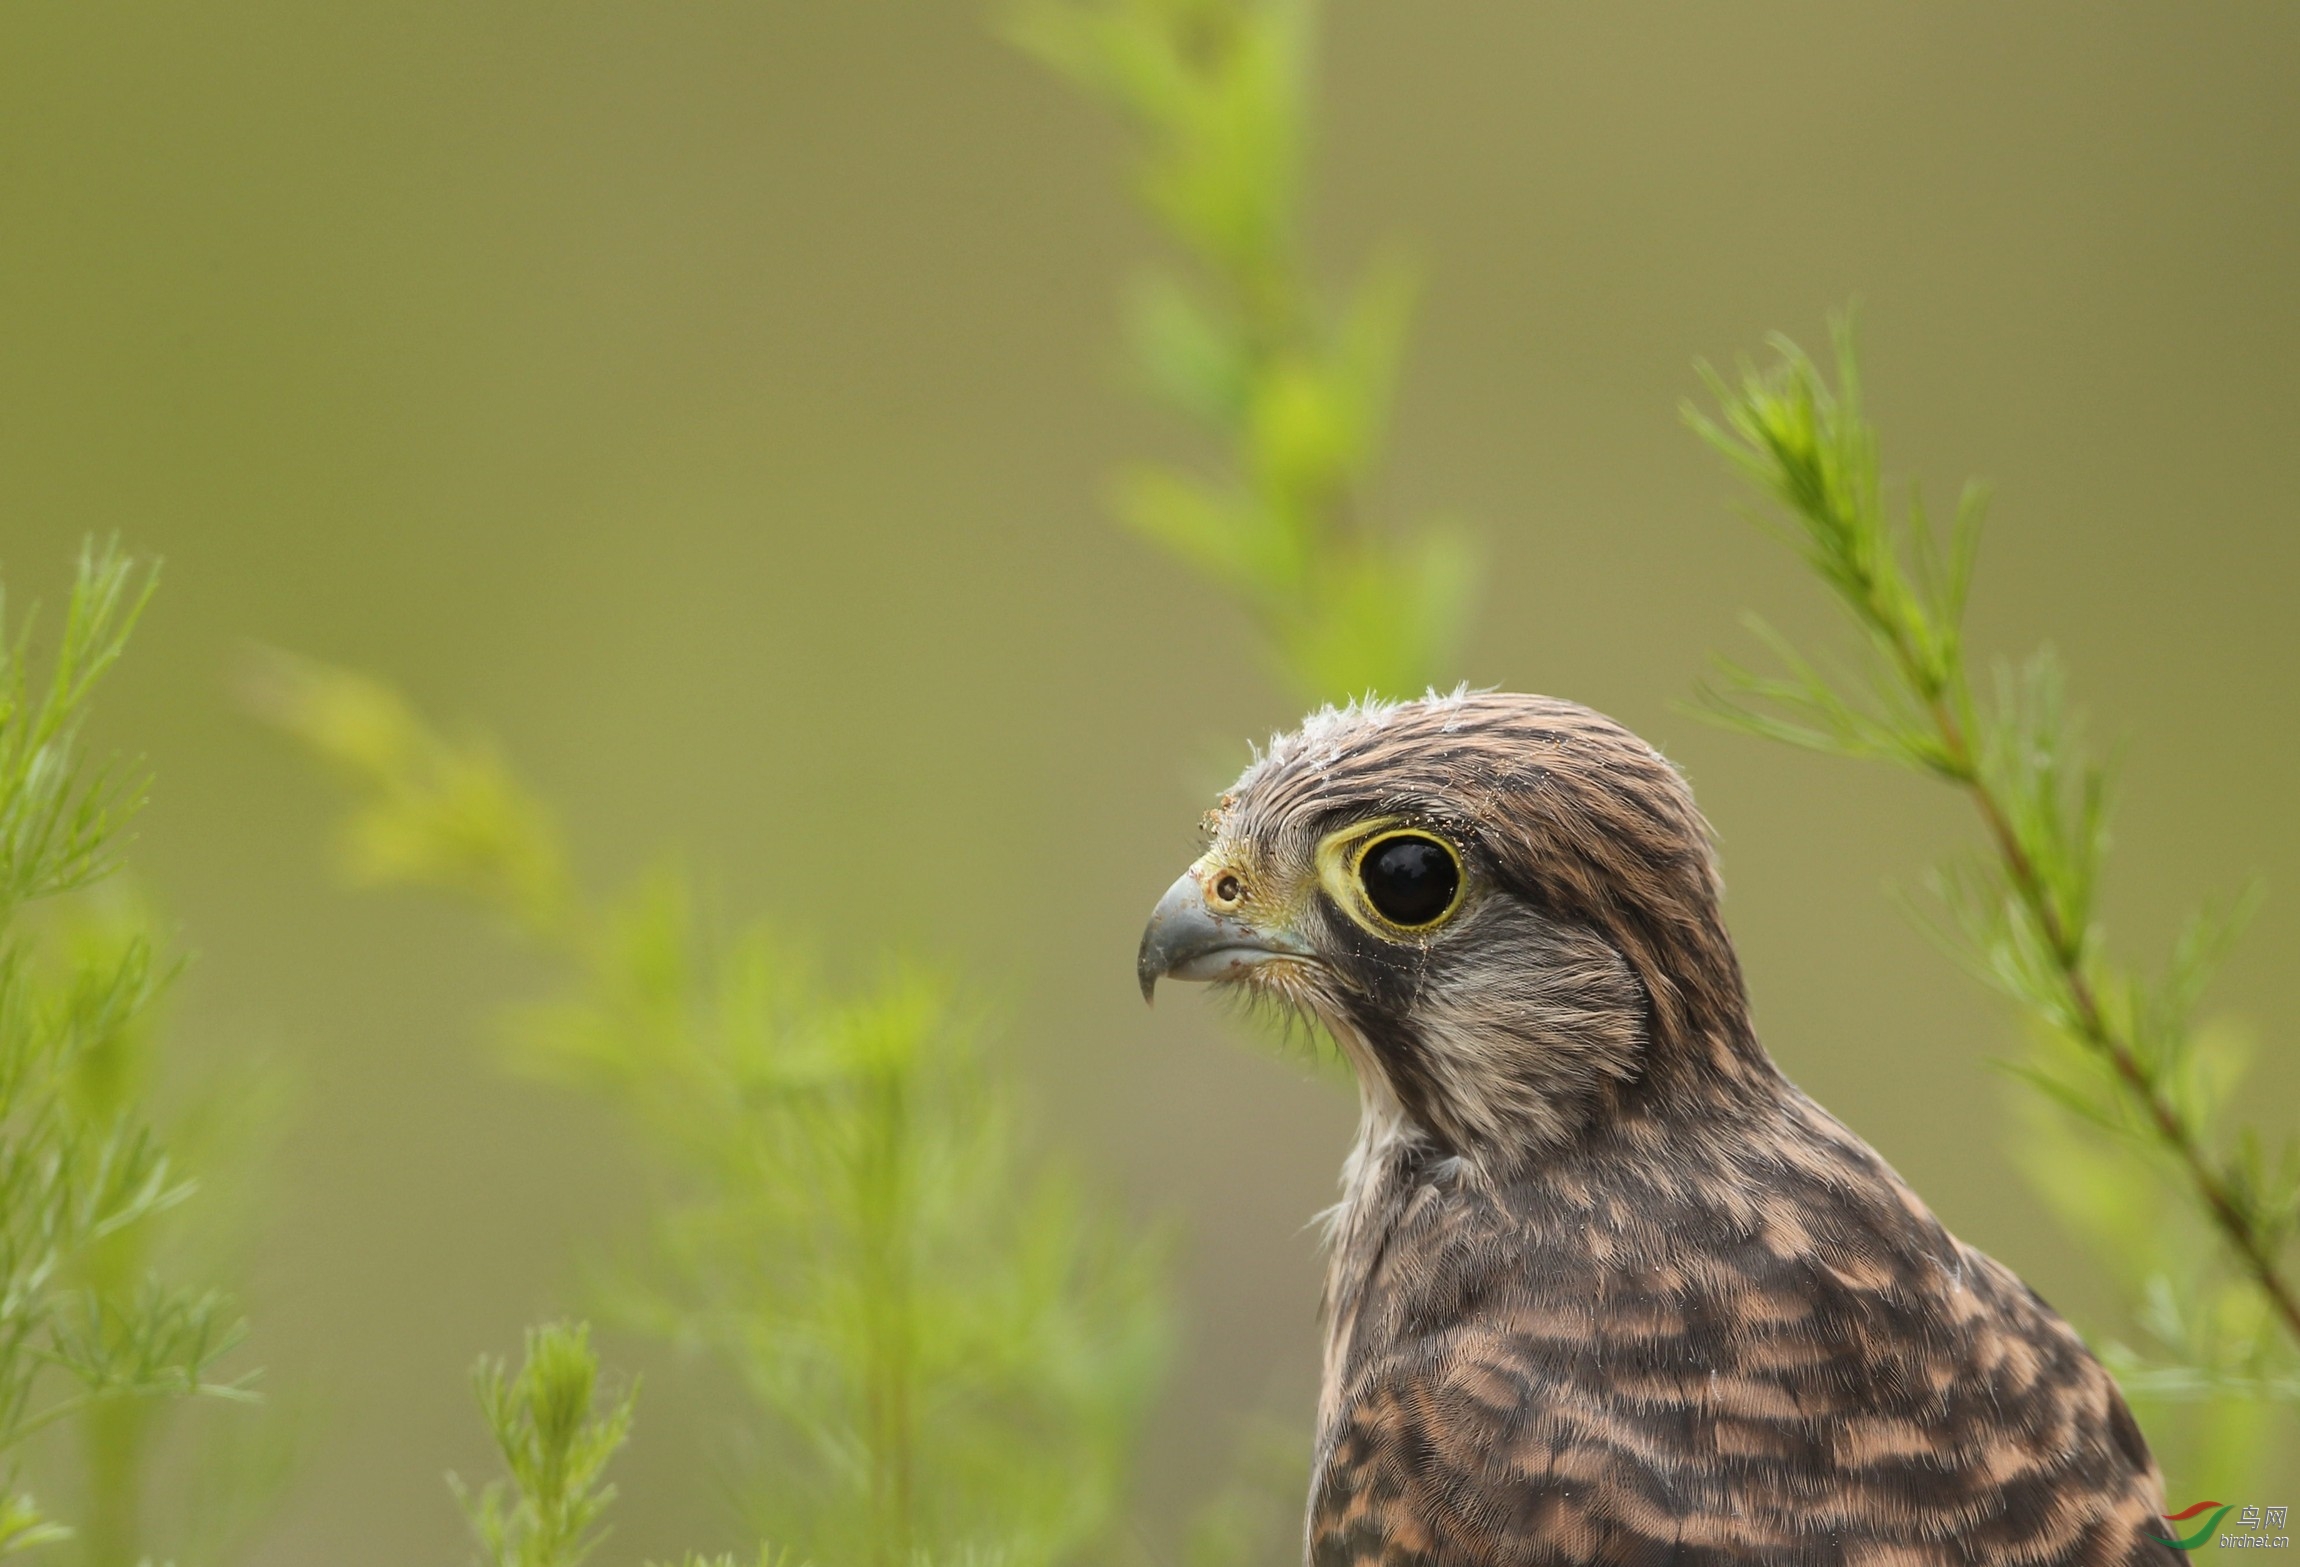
1312;1010;1422;1439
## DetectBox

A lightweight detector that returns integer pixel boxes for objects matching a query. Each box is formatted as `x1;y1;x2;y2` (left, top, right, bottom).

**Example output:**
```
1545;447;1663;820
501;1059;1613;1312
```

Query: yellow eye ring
1316;821;1466;935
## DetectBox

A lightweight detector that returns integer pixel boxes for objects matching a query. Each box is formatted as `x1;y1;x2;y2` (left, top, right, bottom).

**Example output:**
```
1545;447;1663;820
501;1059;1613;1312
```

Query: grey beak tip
1138;866;1309;1006
1136;923;1166;1004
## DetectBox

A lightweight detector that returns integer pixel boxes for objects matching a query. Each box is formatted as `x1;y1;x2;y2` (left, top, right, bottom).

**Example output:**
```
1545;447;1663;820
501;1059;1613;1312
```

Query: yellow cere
1191;835;1310;929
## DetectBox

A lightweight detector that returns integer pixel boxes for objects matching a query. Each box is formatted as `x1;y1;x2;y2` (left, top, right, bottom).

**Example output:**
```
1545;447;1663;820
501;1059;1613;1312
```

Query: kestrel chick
1137;692;2172;1567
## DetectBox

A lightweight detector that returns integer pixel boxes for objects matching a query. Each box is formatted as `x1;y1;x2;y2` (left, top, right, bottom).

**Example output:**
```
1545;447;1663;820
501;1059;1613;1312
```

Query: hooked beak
1136;869;1314;1003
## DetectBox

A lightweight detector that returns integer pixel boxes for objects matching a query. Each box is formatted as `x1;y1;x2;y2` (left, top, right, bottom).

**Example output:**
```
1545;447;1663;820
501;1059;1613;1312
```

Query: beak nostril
1139;867;1309;1003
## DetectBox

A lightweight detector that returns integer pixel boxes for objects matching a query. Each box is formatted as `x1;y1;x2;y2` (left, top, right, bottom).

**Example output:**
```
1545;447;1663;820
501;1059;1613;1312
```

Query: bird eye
1356;833;1461;929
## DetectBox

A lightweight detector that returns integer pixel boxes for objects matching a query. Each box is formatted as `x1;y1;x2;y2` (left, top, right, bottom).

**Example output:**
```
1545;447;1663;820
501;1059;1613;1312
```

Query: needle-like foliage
252;656;1172;1567
50;892;297;1567
455;1321;637;1567
1009;0;1473;705
1689;315;2299;1481
0;543;260;1554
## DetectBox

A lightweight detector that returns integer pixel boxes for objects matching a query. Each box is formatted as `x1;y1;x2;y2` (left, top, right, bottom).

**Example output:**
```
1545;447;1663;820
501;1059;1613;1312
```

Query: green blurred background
2;1;2296;1556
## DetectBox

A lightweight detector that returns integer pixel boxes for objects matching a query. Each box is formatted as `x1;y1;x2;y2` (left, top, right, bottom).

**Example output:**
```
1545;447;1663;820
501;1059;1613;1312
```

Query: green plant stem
858;1065;916;1567
1013;0;1472;704
1776;404;2300;1349
1918;684;2300;1346
76;1037;155;1567
79;1397;145;1567
1697;323;2300;1393
253;652;1171;1566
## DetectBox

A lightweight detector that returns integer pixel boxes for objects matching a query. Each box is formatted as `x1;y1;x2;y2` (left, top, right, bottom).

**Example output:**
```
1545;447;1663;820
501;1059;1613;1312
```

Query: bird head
1138;691;1766;1160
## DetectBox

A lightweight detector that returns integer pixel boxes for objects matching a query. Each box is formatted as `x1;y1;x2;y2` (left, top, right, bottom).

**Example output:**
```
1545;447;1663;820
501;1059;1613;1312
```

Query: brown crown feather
1222;690;1770;1093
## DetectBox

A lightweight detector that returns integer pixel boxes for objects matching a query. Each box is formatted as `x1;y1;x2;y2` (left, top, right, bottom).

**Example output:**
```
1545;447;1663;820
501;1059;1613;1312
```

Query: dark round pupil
1360;836;1458;927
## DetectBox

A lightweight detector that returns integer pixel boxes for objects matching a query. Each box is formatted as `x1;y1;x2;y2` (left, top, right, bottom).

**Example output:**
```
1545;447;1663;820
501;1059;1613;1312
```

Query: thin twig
1693;319;2300;1355
1922;690;2300;1345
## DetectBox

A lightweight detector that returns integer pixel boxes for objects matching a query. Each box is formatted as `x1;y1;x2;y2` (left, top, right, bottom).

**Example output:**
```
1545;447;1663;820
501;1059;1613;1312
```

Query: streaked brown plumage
1136;692;2174;1567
